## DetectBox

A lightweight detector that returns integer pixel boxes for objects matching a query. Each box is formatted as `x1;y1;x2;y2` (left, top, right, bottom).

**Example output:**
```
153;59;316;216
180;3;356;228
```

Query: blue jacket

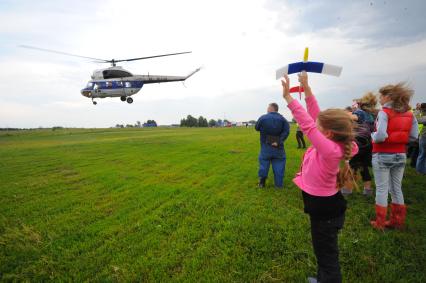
255;112;290;148
353;109;374;124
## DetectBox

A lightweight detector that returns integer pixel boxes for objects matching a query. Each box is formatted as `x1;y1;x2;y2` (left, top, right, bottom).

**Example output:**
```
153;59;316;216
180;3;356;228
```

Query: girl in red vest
370;83;419;230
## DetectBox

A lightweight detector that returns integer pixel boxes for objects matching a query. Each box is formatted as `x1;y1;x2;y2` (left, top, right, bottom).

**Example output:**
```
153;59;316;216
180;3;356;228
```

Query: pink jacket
287;96;358;197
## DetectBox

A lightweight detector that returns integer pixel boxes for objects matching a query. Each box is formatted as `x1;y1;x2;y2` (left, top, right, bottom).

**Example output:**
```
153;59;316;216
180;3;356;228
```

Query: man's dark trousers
258;144;286;188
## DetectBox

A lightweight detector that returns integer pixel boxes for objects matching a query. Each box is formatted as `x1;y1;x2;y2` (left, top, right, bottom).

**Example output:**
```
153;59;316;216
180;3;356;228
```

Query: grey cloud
266;0;426;47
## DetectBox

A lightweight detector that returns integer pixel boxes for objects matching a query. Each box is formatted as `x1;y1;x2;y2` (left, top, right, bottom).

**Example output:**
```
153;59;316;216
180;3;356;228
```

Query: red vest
372;108;413;153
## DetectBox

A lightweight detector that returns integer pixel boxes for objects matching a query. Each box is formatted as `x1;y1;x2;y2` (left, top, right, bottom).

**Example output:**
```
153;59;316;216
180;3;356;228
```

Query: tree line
180;115;233;127
115;120;157;128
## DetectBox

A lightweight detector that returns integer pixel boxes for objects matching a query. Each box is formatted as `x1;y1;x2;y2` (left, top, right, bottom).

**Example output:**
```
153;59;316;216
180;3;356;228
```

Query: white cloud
0;0;425;127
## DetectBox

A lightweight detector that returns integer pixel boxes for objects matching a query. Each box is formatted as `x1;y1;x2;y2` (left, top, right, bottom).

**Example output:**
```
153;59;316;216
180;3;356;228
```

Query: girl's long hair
317;109;358;190
379;82;413;113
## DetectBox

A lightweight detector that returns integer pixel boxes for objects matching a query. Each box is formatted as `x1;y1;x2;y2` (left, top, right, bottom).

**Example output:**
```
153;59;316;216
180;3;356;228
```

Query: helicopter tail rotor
185;67;202;80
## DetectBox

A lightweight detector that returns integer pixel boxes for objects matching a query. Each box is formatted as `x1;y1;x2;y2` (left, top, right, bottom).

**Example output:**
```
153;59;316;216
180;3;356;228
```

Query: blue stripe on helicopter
287;62;324;74
82;81;144;91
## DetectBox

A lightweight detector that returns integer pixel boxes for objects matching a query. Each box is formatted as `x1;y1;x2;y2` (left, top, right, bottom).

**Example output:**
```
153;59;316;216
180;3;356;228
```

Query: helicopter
20;45;201;105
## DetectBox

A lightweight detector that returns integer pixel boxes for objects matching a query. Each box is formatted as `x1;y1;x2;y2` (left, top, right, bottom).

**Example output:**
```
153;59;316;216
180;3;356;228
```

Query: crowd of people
254;72;424;283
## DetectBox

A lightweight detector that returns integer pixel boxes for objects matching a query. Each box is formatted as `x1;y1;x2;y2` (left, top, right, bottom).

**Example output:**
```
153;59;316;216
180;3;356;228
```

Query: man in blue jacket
255;103;290;188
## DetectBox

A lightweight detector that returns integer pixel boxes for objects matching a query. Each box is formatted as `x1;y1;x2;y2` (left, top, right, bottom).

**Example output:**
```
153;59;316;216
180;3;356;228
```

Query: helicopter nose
80;89;92;97
81;89;92;97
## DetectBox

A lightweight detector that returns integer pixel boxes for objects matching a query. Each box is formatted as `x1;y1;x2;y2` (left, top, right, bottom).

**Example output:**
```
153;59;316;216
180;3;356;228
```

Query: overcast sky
1;0;426;127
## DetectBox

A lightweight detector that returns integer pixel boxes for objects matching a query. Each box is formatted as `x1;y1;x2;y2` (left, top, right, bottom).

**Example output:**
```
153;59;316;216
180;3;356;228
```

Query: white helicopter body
81;66;200;104
20;45;200;105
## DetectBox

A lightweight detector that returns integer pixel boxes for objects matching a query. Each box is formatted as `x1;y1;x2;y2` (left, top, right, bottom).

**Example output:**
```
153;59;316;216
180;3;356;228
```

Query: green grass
1;127;425;282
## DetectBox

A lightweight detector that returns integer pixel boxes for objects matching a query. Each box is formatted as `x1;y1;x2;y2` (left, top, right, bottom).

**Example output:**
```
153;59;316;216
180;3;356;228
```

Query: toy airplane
275;47;342;79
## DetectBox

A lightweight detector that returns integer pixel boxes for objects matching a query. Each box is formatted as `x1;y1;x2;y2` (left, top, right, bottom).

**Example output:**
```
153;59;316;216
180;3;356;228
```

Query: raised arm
305;95;321;121
298;72;320;120
282;75;341;156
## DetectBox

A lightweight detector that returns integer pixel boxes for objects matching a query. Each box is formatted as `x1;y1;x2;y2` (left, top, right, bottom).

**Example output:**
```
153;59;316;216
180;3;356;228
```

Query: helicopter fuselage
80;66;201;103
20;46;199;105
81;77;144;99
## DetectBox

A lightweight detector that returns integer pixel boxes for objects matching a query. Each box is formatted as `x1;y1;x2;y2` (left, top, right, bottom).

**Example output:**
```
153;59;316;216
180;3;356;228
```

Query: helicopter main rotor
19;45;192;67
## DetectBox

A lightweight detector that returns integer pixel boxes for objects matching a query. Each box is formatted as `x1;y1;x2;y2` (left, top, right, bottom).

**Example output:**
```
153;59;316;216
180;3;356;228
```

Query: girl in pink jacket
282;73;358;283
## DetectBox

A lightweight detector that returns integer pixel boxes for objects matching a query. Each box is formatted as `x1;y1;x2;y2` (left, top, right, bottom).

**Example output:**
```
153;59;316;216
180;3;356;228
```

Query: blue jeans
258;144;286;187
416;136;426;174
372;153;406;206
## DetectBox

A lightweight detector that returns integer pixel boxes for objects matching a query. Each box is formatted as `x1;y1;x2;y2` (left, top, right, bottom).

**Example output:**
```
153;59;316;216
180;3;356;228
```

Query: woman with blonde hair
342;92;378;196
370;83;419;230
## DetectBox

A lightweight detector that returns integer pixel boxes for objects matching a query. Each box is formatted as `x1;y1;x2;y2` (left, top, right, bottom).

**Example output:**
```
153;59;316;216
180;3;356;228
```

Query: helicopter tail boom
135;67;201;84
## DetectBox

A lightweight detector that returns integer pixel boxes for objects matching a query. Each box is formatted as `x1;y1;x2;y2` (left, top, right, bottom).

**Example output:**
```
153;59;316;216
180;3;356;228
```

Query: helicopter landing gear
92;99;97;105
126;97;133;104
120;96;126;102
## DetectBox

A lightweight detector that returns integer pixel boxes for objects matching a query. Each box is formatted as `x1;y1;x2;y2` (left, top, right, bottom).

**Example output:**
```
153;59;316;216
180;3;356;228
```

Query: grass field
1;127;425;282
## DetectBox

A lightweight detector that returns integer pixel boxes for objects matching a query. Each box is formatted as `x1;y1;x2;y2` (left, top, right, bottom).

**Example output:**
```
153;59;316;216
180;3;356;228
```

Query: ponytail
337;141;358;190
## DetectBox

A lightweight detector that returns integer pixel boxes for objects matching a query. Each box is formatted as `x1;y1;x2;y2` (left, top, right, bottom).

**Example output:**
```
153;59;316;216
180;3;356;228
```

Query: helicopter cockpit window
103;70;132;79
125;82;132;88
86;82;93;89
